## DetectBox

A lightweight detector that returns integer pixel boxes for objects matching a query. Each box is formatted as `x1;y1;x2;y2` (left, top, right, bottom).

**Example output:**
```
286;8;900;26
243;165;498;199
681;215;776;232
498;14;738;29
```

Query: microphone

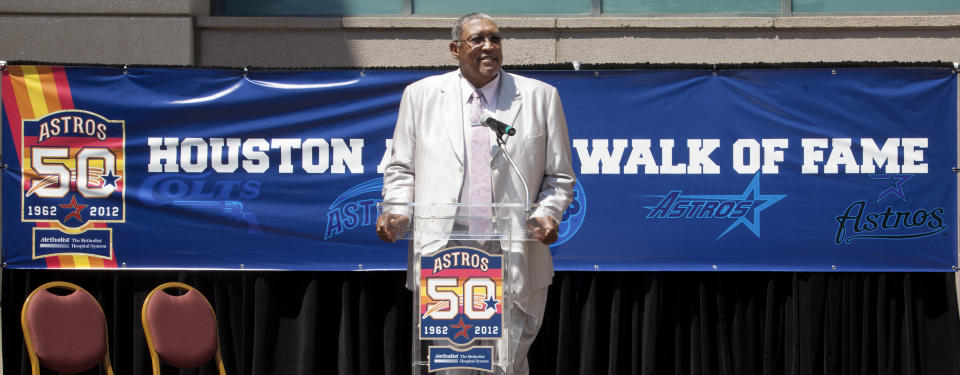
480;114;516;137
479;113;531;213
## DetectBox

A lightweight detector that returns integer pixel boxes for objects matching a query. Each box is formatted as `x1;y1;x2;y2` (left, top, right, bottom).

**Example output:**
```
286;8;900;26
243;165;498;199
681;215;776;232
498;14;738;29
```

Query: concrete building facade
2;0;959;67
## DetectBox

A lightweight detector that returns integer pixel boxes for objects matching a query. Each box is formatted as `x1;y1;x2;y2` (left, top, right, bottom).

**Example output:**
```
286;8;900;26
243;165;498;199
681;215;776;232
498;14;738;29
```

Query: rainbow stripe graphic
419;268;504;316
3;65;120;269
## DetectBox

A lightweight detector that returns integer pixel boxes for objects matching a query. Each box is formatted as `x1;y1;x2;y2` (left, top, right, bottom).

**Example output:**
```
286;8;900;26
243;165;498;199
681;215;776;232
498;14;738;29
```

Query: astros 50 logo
420;247;502;345
22;110;125;257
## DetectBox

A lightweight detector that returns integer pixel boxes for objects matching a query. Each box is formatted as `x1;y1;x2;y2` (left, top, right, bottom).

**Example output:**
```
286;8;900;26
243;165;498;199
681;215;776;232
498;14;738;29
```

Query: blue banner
2;66;956;271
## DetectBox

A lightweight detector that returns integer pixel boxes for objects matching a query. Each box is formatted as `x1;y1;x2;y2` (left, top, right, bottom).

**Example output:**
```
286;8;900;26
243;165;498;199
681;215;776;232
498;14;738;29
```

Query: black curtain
3;270;959;375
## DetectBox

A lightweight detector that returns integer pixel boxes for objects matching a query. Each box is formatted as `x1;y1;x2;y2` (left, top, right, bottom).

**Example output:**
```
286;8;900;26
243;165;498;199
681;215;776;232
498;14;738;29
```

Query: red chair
21;281;114;375
141;282;226;375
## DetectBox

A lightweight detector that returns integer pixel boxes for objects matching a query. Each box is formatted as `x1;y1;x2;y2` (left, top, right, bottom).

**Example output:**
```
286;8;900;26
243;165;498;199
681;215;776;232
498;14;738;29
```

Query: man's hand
376;213;410;243
527;216;559;245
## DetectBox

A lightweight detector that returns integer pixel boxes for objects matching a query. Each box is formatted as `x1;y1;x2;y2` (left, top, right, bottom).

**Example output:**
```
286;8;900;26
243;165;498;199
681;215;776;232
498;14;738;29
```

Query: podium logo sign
420;247;502;345
428;346;494;372
22;110;125;259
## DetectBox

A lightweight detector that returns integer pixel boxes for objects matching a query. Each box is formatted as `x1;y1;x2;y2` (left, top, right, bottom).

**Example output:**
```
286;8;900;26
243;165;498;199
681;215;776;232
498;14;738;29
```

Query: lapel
439;72;464;165
494;71;523;132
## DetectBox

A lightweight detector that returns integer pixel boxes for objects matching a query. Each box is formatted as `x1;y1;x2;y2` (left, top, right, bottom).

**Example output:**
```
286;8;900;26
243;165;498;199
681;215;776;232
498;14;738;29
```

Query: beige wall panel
772;29;960;62
0;0;203;15
557;29;960;64
199;29;445;67
0;16;193;65
198;29;557;68
557;29;776;64
501;31;557;66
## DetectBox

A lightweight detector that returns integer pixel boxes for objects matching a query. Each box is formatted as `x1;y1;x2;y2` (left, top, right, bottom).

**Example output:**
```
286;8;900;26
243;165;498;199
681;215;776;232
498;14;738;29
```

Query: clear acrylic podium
379;202;537;374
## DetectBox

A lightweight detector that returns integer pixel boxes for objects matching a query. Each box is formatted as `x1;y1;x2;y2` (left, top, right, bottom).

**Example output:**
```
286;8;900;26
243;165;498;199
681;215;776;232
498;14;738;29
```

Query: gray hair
452;13;496;41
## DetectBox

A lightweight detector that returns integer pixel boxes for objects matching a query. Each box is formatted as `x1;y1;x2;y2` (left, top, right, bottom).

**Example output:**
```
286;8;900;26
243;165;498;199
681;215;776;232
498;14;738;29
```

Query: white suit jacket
382;70;576;301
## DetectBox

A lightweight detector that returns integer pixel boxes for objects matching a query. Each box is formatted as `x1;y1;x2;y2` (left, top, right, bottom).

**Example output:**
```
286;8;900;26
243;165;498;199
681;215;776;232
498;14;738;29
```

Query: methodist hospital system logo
324;178;587;245
22;110;125;260
645;173;786;240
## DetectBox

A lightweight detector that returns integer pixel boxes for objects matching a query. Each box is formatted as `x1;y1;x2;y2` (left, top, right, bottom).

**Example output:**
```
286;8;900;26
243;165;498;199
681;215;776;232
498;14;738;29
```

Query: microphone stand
494;133;532;215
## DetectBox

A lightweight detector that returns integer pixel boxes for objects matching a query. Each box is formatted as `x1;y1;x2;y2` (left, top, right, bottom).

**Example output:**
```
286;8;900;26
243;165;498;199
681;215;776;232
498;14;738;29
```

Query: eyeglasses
457;34;502;48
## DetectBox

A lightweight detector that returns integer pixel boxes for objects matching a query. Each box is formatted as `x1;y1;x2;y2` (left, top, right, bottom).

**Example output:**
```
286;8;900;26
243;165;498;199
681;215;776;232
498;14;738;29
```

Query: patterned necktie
468;91;493;239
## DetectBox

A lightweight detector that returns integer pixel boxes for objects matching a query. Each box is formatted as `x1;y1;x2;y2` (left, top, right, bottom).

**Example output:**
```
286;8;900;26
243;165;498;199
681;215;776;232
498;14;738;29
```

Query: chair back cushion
24;288;107;374
145;289;218;368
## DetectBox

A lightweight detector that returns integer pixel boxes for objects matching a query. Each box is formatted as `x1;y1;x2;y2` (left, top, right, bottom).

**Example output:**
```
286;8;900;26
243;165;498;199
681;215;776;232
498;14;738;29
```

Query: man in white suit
377;13;575;374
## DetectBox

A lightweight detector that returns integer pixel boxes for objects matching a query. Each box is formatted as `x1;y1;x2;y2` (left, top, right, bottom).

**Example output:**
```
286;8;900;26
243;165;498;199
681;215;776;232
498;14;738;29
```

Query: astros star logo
681;173;785;240
870;174;913;203
450;317;473;340
59;196;88;223
713;173;785;239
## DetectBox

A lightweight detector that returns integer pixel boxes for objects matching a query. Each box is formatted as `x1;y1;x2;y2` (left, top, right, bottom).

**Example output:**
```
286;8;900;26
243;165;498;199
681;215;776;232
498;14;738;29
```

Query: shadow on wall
200;0;413;68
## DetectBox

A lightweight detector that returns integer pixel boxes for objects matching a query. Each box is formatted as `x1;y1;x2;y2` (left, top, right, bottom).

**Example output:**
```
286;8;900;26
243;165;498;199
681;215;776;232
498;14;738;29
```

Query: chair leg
215;348;227;375
104;325;115;375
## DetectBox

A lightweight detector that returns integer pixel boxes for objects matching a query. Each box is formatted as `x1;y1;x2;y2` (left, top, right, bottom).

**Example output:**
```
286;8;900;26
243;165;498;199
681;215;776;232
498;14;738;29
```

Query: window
413;0;590;15
793;0;960;12
213;0;960;16
222;0;403;16
605;0;780;14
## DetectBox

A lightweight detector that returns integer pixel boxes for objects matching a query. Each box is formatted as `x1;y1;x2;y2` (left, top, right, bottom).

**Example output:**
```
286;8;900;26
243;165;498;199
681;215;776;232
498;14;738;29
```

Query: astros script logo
833;174;947;244
22;110;125;260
